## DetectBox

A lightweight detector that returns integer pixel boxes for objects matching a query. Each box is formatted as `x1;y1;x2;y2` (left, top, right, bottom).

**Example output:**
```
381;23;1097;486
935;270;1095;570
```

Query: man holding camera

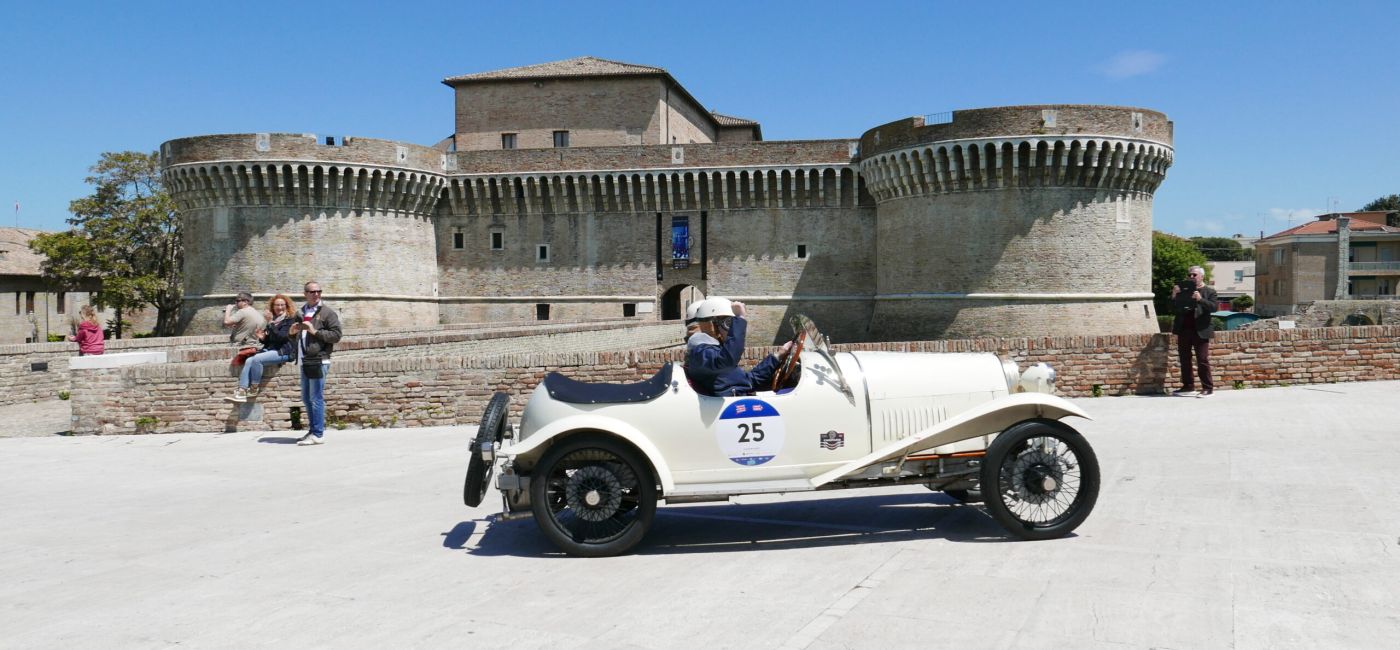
1170;265;1218;397
291;281;342;446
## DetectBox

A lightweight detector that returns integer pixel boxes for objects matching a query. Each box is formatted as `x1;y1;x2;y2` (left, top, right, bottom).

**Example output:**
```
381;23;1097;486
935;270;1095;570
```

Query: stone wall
68;325;1400;435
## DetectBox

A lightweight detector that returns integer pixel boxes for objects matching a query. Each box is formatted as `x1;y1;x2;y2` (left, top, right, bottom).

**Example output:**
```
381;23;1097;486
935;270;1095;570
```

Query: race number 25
736;421;765;442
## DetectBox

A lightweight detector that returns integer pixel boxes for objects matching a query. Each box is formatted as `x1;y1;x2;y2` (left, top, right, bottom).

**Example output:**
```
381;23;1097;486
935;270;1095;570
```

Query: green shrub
1211;316;1226;331
1232;380;1245;390
47;333;66;343
1156;315;1174;332
58;390;70;400
1091;384;1103;397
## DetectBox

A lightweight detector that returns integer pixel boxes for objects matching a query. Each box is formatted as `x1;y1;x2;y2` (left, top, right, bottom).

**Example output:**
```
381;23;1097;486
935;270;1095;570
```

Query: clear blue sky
2;0;1397;239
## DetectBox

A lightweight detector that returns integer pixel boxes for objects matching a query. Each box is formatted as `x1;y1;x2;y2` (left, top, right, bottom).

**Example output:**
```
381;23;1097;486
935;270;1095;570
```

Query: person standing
69;305;104;356
292;281;341;445
1171;265;1218;397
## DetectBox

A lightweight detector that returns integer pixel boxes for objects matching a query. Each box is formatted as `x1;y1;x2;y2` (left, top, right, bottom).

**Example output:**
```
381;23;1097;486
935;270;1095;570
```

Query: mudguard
810;392;1091;488
499;414;679;494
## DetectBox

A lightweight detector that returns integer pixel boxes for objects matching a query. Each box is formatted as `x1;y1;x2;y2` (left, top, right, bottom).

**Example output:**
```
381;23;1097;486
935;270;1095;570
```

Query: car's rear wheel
463;392;510;508
529;435;657;557
980;419;1099;540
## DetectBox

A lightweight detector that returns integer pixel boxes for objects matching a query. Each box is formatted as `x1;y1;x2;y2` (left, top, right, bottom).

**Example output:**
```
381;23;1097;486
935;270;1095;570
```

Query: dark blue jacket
684;317;782;396
261;317;296;357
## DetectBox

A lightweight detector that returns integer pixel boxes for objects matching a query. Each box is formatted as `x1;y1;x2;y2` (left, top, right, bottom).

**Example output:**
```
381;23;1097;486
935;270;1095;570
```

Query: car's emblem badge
820;430;844;450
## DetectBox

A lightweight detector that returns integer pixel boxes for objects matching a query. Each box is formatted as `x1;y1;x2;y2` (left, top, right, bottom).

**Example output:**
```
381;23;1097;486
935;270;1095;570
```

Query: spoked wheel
980;419;1099;540
529;435;657;557
463;392;510;507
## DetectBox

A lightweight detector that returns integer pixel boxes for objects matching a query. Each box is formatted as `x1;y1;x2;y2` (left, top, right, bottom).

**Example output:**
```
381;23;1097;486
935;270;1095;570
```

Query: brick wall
67;325;1400;435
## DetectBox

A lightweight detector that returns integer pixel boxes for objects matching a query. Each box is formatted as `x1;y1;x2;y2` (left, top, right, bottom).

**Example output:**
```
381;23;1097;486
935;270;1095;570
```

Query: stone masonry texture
162;62;1173;342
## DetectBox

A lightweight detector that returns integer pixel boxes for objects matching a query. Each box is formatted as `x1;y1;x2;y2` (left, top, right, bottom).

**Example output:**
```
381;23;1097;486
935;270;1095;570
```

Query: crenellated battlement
164;162;447;216
860;135;1172;200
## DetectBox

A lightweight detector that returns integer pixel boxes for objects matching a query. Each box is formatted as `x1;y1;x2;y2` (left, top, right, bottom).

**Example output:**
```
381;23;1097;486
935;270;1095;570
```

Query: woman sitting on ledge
226;294;296;403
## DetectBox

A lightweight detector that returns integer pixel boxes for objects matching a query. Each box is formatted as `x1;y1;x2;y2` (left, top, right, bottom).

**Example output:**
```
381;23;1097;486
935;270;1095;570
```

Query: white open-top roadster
463;316;1100;556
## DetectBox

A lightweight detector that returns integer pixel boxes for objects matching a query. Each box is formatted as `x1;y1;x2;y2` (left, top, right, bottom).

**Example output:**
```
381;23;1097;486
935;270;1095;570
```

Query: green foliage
1232;380;1245;390
1361;194;1400;212
1230;295;1254;311
29;151;182;338
58;390;71;400
1152;231;1209;317
1156;315;1174;332
47;333;65;342
1211;316;1226;331
134;415;159;432
1091;384;1103;397
1189;236;1253;261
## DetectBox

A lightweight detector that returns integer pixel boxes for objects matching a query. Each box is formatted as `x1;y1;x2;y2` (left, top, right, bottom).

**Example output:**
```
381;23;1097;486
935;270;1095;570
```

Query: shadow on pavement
257;436;303;444
458;491;1037;557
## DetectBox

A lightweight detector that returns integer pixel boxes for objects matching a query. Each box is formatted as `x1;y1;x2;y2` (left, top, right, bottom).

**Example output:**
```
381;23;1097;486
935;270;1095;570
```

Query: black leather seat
542;364;674;404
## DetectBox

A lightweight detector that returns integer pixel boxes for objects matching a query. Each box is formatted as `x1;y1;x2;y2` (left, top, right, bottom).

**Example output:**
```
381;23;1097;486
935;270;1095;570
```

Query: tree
29;151;182;337
1152;231;1209;317
1189;236;1253;261
1230;295;1254;312
1361;194;1400;212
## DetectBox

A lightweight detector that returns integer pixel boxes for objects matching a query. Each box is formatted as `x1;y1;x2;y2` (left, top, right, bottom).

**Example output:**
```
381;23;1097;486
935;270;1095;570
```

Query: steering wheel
770;330;806;391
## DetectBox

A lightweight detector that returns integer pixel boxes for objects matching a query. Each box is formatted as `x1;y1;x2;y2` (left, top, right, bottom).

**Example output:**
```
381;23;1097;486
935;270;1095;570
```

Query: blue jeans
300;362;330;437
239;350;290;388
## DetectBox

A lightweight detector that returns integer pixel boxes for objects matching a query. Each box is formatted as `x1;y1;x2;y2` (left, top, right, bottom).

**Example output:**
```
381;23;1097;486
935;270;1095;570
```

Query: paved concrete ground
0;399;71;438
2;382;1398;649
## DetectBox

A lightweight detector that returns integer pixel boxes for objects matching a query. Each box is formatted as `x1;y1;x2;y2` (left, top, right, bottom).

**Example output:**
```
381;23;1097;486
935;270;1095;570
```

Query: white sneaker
224;388;249;403
296;433;323;446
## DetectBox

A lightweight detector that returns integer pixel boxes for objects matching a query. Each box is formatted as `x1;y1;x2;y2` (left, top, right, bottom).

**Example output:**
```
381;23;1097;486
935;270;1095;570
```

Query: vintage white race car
463;316;1100;556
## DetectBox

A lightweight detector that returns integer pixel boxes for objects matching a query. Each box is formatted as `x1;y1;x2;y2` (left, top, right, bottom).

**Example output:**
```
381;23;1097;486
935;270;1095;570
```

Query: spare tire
463;392;510;507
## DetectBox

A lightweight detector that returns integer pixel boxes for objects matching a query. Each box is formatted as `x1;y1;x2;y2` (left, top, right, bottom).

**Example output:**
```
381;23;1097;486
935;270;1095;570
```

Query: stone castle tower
162;56;1173;342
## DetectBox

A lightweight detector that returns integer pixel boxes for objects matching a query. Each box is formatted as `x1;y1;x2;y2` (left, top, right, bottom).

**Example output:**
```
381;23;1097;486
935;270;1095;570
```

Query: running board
665;478;815;499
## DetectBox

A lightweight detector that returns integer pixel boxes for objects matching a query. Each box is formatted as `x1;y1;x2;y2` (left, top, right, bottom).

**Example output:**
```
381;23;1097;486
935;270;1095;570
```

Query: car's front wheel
980;419;1099;540
529;435;657;557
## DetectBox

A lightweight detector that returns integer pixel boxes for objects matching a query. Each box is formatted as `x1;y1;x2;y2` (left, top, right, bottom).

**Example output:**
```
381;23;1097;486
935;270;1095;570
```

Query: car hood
848;351;1009;446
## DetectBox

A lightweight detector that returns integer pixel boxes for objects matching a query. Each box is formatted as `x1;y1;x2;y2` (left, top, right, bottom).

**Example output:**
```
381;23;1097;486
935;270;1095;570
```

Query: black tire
463;392;510;508
980;419;1099;540
529;435;657;557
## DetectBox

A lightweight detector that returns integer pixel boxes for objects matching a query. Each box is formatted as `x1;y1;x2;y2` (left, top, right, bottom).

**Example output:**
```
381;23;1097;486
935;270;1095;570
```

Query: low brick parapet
67;325;1400;435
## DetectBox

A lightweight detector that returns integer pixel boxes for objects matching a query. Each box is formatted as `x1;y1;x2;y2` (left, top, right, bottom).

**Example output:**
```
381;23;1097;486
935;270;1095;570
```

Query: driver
683;300;702;343
685;297;792;397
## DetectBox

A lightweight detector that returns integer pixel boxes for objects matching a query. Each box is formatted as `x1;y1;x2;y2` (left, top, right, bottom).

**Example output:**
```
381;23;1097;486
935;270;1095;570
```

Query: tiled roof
1263;216;1400;239
0;228;49;277
444;57;667;84
711;112;758;127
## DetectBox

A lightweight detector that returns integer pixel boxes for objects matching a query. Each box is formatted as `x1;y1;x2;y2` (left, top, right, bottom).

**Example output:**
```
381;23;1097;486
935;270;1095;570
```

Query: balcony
1347;261;1400;273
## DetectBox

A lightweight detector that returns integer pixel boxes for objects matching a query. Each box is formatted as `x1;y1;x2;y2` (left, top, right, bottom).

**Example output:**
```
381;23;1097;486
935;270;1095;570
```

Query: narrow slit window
56;292;66;314
796;244;808;259
536;303;550;320
491;232;504;250
537;244;550;263
453;232;464;249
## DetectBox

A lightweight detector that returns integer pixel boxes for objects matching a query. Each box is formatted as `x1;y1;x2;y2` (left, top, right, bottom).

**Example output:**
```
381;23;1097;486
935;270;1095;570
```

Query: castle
161;56;1174;343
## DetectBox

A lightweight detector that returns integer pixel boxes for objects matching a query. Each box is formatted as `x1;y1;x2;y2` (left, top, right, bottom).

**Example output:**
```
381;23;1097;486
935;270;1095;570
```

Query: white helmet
684;301;702;324
694;297;734;321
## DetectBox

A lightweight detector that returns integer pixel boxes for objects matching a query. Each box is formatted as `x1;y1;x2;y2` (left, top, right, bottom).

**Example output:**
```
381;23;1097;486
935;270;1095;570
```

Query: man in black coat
1171;265;1219;397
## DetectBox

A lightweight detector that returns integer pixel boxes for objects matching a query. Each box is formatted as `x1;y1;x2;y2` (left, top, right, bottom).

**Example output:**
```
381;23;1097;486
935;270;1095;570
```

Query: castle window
623;303;637;317
553;131;569;148
491;232;504;250
25;292;35;314
501;133;516;150
796;244;808;259
537;244;550;263
536;303;550;320
453;232;464;249
57;292;65;314
14;293;19;315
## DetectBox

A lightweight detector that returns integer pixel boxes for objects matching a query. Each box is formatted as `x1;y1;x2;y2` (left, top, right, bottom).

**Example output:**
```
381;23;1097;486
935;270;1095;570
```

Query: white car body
466;318;1100;556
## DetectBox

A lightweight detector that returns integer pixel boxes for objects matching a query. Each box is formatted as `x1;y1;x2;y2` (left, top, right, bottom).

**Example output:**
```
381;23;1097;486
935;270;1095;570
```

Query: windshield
790;314;852;398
